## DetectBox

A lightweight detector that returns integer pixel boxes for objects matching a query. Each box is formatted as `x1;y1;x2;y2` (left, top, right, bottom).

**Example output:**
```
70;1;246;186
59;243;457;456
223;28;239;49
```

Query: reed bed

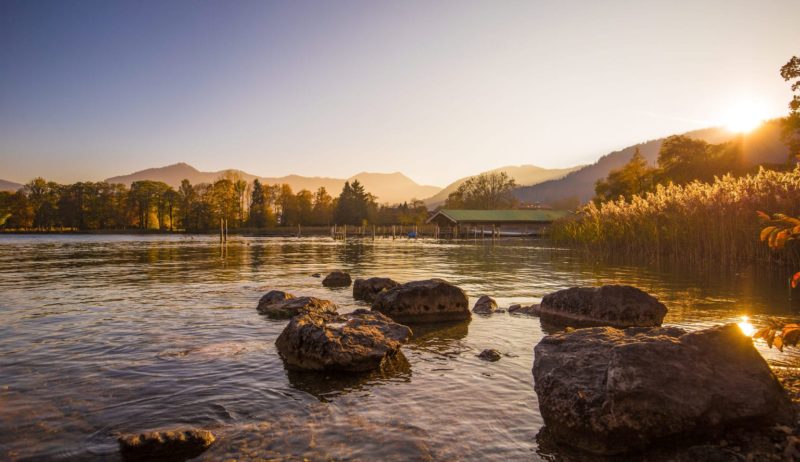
551;167;800;268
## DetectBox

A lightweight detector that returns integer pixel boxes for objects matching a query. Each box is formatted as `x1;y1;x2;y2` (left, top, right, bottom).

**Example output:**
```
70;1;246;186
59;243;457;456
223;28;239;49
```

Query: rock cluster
275;309;412;372
508;304;539;315
533;324;793;455
353;277;400;303
372;279;470;323
477;349;502;361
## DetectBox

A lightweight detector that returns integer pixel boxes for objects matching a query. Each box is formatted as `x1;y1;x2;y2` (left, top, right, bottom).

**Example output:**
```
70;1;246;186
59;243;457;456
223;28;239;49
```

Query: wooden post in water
392;225;396;240
224;219;228;243
372;225;376;240
220;218;223;243
343;224;347;241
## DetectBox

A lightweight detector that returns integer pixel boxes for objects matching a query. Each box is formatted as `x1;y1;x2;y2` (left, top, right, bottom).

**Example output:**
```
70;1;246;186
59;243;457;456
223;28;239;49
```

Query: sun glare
722;99;768;133
738;315;755;337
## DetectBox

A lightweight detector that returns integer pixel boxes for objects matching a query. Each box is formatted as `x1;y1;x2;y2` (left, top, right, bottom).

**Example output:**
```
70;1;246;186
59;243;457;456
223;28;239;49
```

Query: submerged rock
472;295;498;314
372;279;470;323
118;428;215;461
353;277;400;303
539;285;667;327
275;309;412;372
477;349;502;362
257;296;337;319
256;290;295;311
322;270;352;288
508;304;539;315
532;324;793;455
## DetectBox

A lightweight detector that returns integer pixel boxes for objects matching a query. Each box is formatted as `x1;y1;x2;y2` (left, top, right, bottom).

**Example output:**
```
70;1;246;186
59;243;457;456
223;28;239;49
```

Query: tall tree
444;172;517;210
595;147;656;202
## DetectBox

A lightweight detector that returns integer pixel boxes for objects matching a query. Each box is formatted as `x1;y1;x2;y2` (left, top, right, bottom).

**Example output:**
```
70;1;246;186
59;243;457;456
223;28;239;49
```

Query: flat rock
539;285;667;327
322;270;352;288
372;279;470;323
256;296;337;319
118;428;215;461
472;295;498;314
353;277;400;303
275;309;412;372
508;304;539;315
256;290;295;312
532;324;793;455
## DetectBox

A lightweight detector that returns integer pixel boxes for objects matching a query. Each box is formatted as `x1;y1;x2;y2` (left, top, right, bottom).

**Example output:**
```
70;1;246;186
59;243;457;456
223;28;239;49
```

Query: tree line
0;175;431;232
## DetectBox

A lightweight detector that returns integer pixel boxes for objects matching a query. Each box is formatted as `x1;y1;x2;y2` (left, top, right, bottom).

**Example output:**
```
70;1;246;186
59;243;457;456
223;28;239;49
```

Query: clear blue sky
1;0;799;186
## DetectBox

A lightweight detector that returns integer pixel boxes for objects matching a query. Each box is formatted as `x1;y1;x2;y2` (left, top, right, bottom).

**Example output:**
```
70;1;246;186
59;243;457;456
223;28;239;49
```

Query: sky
1;0;799;187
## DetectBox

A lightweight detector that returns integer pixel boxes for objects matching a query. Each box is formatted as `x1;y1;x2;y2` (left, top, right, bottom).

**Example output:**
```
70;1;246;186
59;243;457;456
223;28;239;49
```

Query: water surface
1;235;798;461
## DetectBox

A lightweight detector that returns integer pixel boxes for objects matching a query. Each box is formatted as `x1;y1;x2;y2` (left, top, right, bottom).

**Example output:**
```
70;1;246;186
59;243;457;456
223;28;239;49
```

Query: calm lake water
1;234;799;461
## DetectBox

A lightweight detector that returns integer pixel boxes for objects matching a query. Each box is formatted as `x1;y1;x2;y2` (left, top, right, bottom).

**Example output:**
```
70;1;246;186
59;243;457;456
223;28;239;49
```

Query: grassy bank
551;167;800;268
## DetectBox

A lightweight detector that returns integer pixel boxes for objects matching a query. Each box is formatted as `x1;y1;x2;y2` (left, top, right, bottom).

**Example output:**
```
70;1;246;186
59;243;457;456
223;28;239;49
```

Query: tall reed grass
551;167;800;268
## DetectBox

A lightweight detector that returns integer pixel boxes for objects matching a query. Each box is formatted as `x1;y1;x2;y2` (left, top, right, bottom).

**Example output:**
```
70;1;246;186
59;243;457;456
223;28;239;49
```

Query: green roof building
426;209;570;237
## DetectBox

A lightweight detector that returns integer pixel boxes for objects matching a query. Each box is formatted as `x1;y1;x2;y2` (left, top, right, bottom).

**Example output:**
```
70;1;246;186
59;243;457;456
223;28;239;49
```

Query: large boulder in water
322;270;352;288
532;324;793;455
275;309;412;372
353;277;400;303
257;296;337;319
118;428;215;461
538;285;667;327
371;279;470;323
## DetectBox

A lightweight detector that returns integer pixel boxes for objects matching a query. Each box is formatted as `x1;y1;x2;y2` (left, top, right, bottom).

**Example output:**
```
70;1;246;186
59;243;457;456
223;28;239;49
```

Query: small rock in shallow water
472;296;497;314
256;290;295;311
322;270;352;287
257;296;338;319
508;304;539;315
118;428;215;461
311;273;321;278
353;277;400;302
477;349;502;362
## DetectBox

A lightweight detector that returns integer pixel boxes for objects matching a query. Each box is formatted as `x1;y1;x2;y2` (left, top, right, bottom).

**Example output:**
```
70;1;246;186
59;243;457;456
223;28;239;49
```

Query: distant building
426;209;570;237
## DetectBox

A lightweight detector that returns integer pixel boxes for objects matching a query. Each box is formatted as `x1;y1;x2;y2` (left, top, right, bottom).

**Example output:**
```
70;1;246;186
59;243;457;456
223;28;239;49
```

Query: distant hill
422;164;582;208
514;121;789;205
105;163;440;205
0;179;23;192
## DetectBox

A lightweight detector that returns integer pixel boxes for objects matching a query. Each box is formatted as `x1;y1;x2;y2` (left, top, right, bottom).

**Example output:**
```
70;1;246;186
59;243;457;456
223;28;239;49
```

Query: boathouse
426;209;570;237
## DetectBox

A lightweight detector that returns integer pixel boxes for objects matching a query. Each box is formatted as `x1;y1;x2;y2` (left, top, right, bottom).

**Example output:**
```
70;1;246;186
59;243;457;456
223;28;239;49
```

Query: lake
1;234;798;461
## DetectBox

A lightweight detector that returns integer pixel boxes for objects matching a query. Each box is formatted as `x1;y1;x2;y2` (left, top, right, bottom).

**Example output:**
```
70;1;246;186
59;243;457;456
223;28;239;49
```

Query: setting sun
722;99;769;133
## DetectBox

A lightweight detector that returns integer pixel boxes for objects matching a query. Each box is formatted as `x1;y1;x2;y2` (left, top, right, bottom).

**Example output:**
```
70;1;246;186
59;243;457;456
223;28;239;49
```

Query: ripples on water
1;234;798;461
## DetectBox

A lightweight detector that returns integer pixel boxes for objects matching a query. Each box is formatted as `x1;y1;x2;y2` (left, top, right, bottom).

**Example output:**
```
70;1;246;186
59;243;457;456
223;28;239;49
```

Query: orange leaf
761;226;777;242
757;211;771;221
792;272;800;289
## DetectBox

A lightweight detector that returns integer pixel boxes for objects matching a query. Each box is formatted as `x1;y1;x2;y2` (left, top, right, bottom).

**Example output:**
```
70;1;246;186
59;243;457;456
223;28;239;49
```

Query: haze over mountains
105;163;441;205
2;121;789;206
515;121;790;205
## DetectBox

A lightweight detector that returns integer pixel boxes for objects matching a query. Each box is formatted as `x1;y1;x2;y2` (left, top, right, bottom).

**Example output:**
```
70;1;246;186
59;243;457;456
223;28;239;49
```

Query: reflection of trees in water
285;352;411;401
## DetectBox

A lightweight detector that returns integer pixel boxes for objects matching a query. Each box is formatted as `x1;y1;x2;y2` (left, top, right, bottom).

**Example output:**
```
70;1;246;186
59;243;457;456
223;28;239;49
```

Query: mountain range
3;120;789;206
422;164;581;207
105;163;441;205
514;121;789;205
